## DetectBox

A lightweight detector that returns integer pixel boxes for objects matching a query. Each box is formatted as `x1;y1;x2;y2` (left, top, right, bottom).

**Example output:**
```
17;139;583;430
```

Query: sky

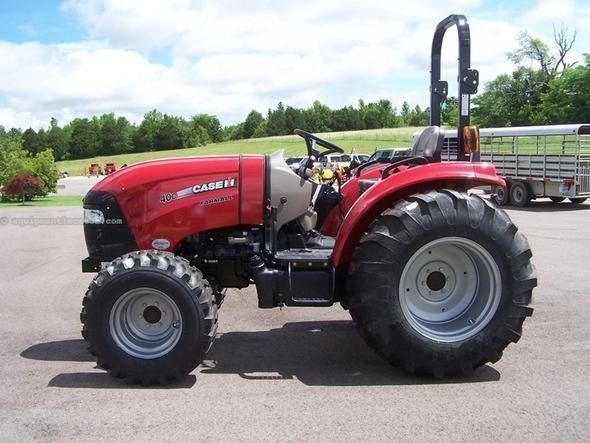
0;0;588;130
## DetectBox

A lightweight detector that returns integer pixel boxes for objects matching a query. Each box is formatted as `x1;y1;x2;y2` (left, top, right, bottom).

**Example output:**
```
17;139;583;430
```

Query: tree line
0;100;432;161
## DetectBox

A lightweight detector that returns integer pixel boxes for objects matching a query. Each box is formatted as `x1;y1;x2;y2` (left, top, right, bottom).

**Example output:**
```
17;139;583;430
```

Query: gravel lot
0;201;589;442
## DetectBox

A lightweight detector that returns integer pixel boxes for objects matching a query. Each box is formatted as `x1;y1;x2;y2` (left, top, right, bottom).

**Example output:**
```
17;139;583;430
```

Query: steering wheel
294;129;344;157
294;129;344;178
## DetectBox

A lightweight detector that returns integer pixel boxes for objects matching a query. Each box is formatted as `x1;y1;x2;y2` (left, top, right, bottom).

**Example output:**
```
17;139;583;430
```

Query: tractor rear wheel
81;251;217;385
346;190;536;377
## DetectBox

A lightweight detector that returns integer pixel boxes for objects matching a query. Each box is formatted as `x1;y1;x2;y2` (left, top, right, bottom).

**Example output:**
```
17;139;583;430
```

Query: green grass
57;127;422;175
0;195;83;208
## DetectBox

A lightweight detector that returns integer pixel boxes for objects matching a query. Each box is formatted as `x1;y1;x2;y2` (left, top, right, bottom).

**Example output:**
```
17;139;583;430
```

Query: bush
3;173;43;204
30;149;60;196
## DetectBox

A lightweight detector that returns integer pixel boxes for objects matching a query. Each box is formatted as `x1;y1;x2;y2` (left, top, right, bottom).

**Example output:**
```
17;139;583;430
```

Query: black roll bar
430;14;479;160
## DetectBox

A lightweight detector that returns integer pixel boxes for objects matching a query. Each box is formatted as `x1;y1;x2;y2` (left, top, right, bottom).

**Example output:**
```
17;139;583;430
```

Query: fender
331;161;504;267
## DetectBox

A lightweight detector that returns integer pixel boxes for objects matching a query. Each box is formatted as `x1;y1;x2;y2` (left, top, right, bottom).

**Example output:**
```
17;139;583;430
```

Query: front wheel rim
399;237;502;343
109;288;183;359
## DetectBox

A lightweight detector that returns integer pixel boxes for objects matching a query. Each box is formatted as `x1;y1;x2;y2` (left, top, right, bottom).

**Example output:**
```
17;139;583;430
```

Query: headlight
84;208;105;224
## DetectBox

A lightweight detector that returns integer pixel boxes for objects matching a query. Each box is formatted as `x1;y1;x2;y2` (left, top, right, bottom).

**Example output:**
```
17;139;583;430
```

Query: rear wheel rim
399;237;502;343
109;288;183;359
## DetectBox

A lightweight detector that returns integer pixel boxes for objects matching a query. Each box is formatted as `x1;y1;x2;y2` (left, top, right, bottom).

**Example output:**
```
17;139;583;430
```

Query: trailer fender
331;162;504;267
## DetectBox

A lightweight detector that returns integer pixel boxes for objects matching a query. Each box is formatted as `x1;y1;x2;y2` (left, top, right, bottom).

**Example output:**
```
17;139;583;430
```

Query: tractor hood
84;154;265;258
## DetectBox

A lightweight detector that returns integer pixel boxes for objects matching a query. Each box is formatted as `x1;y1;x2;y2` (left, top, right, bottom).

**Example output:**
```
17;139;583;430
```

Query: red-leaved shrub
2;173;43;204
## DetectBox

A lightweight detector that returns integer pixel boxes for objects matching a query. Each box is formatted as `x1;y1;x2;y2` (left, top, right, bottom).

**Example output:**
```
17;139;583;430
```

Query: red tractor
80;15;536;384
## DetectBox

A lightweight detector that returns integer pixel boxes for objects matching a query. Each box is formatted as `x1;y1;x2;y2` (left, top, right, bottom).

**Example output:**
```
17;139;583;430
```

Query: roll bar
430;14;479;160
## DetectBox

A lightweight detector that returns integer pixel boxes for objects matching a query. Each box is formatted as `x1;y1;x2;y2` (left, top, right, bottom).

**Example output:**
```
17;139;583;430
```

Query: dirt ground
0;201;589;442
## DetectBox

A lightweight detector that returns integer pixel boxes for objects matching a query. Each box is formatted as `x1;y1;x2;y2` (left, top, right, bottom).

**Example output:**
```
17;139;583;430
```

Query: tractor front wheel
81;251;217;385
346;190;536;377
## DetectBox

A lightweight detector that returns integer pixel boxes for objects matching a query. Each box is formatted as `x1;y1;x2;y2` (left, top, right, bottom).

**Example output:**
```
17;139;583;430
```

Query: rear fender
331;162;504;267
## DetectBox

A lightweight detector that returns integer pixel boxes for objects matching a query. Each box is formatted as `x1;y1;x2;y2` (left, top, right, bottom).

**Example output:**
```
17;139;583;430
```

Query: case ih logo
160;177;237;204
192;178;236;194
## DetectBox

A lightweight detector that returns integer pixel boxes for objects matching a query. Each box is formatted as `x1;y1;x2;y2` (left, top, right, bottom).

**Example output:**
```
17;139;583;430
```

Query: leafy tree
46;118;69;160
303;101;331;133
0;138;30;186
409;105;429;126
242;110;265;138
332;106;364;131
22;128;45;155
267;102;288;136
400;101;411;126
69;118;101;159
133;109;163;152
538;55;590;124
473;67;545;127
99;114;134;155
3;173;42;204
155;114;185;150
30;149;60;195
284;106;306;134
222;123;244;141
441;97;459;126
252;121;268;138
190;114;222;142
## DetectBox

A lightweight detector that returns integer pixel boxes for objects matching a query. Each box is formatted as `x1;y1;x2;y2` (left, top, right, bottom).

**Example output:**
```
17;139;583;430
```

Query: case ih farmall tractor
81;15;536;384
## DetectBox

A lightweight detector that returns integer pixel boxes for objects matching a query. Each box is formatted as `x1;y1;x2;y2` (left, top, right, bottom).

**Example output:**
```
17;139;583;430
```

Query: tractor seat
357;126;445;195
411;126;444;162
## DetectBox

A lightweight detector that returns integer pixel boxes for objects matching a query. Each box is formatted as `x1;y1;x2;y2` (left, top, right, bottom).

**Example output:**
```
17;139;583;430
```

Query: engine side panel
90;155;264;252
268;150;315;231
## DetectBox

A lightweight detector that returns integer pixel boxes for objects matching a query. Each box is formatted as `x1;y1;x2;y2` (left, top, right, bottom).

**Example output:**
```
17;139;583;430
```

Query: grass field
57;127;422;175
0;195;83;208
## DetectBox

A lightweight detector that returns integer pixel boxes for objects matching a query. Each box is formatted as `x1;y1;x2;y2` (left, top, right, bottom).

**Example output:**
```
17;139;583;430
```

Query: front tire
81;251;217;385
346;190;536;377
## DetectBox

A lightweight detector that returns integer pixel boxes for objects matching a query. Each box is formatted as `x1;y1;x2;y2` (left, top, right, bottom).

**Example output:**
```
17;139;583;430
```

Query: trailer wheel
569;197;587;204
491;185;510;206
509;182;531;207
346;190;536;377
550;197;565;203
81;251;217;385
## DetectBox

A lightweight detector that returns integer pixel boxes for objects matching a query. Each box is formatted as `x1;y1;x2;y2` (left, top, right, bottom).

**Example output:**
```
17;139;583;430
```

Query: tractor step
273;248;331;269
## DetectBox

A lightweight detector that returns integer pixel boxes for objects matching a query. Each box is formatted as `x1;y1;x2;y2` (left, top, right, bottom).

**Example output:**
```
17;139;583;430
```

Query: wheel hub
399;237;501;343
109;288;183;359
143;305;162;324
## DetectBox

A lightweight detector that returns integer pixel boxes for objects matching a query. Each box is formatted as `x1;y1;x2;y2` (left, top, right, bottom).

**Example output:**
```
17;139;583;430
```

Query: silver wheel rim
109;288;183;359
399;237;501;343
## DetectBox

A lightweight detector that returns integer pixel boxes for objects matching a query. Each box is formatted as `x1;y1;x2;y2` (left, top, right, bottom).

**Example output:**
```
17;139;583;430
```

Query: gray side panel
269;150;314;230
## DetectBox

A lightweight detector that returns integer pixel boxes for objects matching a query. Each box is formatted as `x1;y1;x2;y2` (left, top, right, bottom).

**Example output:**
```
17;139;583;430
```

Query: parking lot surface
0;201;589;441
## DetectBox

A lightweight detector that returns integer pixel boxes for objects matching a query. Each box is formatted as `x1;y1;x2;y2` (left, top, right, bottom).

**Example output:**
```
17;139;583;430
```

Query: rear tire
569;197;587;204
346;190;536;377
491;185;510;206
509;181;531;207
81;251;217;385
550;197;565;203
